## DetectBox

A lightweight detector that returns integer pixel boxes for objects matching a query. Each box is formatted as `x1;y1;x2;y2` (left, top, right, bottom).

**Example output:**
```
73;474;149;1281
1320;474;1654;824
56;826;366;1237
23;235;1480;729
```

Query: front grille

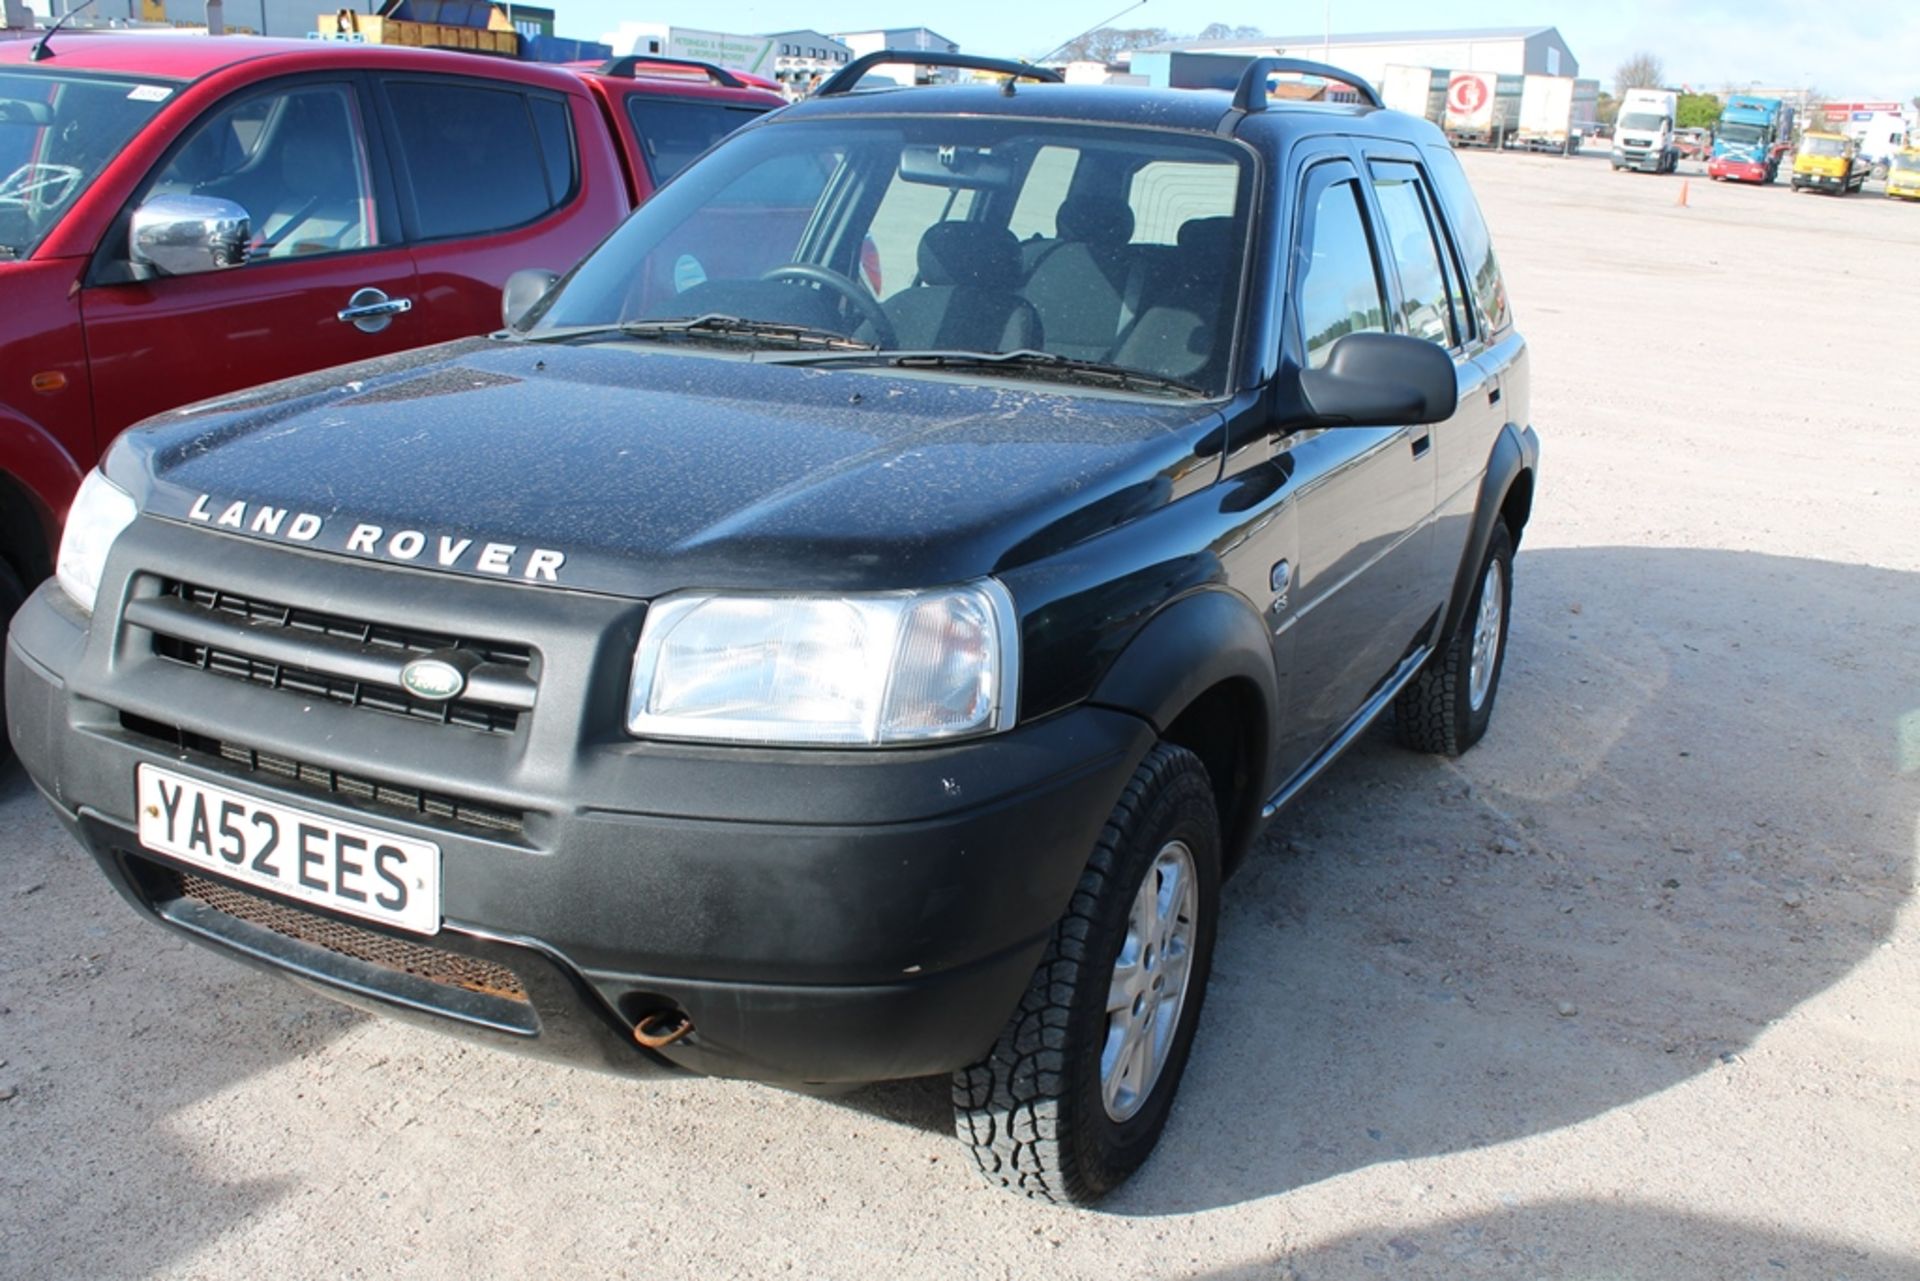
169;870;528;1003
121;713;526;838
146;581;532;735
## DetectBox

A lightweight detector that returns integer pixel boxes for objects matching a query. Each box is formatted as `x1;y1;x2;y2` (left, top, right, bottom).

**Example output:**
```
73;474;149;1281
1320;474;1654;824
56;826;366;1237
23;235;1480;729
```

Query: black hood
115;338;1224;598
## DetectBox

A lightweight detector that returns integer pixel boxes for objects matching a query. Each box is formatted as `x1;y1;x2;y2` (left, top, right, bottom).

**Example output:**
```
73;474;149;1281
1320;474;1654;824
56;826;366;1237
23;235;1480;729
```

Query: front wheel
1394;519;1514;756
953;743;1221;1205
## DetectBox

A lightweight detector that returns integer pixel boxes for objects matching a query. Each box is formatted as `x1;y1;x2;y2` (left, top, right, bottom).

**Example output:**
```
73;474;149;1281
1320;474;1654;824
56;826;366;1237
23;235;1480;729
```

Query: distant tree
1615;51;1665;96
1057;25;1173;63
1197;22;1266;40
1596;90;1618;126
1677;92;1721;129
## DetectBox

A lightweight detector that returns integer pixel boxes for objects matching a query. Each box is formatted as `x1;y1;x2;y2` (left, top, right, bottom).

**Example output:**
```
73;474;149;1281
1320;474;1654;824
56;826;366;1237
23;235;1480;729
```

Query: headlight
55;469;138;612
627;581;1018;746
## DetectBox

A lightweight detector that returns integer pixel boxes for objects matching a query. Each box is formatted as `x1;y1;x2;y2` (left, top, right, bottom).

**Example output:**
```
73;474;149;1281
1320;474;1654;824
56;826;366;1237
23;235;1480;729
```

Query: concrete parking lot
3;149;1917;1280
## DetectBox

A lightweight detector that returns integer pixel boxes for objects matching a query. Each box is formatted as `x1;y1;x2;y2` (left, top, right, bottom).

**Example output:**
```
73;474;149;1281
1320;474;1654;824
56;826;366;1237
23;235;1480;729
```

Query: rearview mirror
130;194;250;277
1297;332;1457;427
502;267;560;331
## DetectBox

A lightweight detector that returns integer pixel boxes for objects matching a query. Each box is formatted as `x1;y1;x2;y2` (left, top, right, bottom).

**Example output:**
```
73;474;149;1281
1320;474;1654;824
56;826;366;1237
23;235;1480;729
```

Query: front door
80;77;421;442
1270;157;1438;770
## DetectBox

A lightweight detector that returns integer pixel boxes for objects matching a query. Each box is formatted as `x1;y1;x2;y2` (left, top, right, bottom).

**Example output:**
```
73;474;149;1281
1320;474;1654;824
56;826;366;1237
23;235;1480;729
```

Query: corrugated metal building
1132;27;1579;86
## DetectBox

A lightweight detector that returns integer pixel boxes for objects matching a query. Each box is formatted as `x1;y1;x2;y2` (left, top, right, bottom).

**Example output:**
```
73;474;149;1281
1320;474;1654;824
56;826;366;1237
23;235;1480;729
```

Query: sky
563;0;1919;101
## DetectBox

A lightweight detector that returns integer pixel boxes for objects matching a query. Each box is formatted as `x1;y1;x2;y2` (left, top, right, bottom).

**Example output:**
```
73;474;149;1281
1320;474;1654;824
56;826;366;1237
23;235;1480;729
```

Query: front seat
1019;193;1136;361
878;222;1042;352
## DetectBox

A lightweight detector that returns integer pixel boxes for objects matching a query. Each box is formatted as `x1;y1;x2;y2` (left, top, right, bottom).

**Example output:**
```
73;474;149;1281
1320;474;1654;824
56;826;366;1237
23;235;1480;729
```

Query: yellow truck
1791;131;1869;194
1888;147;1920;201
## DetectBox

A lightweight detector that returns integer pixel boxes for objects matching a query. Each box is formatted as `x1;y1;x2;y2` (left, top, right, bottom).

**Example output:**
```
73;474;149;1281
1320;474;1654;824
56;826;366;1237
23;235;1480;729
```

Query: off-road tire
952;743;1221;1205
0;558;24;770
1394;519;1514;756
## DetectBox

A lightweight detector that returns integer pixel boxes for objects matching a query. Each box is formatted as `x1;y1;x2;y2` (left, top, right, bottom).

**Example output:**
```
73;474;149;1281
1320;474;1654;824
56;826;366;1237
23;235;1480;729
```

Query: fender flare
1087;587;1280;735
0;411;85;581
1440;421;1537;643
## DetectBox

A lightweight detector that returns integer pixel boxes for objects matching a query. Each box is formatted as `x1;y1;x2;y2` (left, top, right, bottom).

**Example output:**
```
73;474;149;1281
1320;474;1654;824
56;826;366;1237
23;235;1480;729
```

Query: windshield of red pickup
531;116;1255;396
0;69;177;260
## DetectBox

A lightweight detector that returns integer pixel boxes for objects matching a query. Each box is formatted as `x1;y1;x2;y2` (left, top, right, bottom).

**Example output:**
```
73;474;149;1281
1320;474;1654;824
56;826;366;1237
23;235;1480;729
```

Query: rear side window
1295;175;1387;368
1421;145;1510;334
624;97;767;185
383;80;574;240
1369;161;1457;347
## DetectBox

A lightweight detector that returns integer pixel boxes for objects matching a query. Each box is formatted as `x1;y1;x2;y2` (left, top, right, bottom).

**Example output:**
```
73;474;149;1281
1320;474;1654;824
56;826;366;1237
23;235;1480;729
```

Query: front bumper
1709;159;1768;182
1612;148;1665;172
1887;176;1920;198
1793;171;1848;189
7;524;1157;1084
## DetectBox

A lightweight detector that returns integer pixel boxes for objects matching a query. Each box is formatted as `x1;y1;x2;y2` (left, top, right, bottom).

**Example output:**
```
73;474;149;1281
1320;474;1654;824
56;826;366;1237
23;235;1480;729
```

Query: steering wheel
0;162;82;210
760;262;896;349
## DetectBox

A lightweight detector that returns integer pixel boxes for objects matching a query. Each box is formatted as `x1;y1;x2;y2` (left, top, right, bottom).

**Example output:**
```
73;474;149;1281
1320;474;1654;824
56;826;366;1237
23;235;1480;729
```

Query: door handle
1410;433;1431;459
338;287;413;334
1488;385;1502;405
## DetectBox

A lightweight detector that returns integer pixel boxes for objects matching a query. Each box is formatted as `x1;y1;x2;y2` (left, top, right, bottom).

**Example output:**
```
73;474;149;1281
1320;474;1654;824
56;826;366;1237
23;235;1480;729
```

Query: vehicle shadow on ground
0;765;361;1281
1072;545;1919;1215
1197;1200;1920;1279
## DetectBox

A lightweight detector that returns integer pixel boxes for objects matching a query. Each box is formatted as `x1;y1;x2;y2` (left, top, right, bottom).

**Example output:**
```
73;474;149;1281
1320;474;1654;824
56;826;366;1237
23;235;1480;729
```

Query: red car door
79;76;421;438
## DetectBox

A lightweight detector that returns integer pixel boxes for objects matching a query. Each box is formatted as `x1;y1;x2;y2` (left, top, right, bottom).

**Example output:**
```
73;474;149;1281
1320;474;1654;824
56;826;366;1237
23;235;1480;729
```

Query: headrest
1056;194;1135;247
168;122;244;185
1176;216;1237;263
917;221;1021;290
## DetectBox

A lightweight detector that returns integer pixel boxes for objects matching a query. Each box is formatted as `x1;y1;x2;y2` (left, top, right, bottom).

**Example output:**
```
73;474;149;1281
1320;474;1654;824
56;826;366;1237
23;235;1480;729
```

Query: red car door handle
338;287;413;333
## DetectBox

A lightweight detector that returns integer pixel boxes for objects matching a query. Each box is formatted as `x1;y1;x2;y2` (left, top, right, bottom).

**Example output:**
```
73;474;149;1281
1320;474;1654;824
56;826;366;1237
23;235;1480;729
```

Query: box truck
1380;63;1444;122
1445;70;1519;147
1514;74;1575;153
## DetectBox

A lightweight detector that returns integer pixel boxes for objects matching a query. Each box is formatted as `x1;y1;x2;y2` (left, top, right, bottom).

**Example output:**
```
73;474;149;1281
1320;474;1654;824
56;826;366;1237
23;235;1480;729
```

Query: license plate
136;764;441;935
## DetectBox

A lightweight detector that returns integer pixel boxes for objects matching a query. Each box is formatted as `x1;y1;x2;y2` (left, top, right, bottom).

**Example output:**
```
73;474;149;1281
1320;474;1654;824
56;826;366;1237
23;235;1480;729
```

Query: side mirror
1297;332;1457;427
502;268;560;331
130;194;250;277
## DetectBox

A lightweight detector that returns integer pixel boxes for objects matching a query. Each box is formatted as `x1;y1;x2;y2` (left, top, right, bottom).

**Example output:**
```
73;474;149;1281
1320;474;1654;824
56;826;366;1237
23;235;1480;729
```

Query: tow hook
632;1009;693;1048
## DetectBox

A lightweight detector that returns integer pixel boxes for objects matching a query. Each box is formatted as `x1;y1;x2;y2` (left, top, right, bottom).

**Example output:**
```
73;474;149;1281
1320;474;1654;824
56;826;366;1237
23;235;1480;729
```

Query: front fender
0;409;85;576
1086;587;1279;735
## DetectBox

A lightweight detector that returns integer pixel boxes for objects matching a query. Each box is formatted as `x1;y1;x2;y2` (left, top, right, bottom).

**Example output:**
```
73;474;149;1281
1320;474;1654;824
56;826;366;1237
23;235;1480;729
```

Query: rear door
371;74;631;340
79;75;420;437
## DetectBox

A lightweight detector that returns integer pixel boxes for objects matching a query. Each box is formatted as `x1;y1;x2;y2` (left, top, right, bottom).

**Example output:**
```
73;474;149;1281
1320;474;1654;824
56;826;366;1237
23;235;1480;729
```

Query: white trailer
1444;71;1520;147
1515;75;1576;153
1380;63;1443;123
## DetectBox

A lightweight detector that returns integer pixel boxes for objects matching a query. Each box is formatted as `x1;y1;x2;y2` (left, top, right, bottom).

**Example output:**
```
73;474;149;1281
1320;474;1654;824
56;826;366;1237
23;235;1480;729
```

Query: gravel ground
3;150;1918;1281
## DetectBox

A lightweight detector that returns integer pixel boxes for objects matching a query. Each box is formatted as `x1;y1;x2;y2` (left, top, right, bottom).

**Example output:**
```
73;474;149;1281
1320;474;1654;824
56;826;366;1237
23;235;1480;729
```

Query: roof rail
815;50;1062;97
1231;57;1383;112
595;55;744;89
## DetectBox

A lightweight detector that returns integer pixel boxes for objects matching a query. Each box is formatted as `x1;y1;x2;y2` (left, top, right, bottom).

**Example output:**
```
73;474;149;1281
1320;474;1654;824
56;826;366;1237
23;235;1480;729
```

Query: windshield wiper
525;313;875;351
768;348;1208;398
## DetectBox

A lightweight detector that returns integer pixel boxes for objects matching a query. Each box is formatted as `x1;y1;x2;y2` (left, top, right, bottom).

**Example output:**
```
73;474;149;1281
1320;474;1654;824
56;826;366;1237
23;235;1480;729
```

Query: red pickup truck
0;35;781;649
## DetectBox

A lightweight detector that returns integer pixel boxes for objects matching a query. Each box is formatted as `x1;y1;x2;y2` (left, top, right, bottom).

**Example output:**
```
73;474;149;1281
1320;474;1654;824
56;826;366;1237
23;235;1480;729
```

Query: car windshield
0;69;178;260
1718;123;1766;145
1619;112;1665;131
1894;148;1920;168
529;116;1255;396
1800;136;1848;158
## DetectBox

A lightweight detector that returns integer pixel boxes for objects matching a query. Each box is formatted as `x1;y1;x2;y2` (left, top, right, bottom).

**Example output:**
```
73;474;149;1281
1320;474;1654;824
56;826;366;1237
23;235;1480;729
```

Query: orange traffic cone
1676;179;1690;207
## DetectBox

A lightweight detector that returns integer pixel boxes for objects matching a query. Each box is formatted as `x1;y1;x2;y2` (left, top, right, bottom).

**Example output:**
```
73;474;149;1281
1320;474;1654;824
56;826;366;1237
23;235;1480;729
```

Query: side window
624;98;768;185
1006;145;1079;240
1128;159;1239;244
145;83;378;259
1295;174;1387;369
1369;160;1458;348
382;80;569;240
1421;144;1511;334
528;97;577;208
863;168;974;301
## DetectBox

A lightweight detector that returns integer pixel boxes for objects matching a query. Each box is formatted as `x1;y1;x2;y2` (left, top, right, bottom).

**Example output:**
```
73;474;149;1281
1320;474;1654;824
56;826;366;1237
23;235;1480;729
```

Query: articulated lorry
1380;63;1445;122
1611;87;1680;173
1708;95;1794;183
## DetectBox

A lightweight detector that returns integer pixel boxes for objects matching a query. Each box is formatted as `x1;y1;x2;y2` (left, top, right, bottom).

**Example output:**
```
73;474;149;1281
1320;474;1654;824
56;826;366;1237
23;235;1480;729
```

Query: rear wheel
1394;520;1514;756
953;743;1221;1205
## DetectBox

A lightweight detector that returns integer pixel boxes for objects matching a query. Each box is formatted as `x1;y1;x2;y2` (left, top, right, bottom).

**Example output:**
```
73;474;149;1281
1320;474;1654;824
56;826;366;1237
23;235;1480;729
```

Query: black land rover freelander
6;54;1538;1204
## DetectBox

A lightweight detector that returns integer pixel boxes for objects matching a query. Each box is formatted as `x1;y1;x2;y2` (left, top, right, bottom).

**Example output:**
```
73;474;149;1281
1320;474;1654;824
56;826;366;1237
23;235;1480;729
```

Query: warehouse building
1132;26;1579;85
